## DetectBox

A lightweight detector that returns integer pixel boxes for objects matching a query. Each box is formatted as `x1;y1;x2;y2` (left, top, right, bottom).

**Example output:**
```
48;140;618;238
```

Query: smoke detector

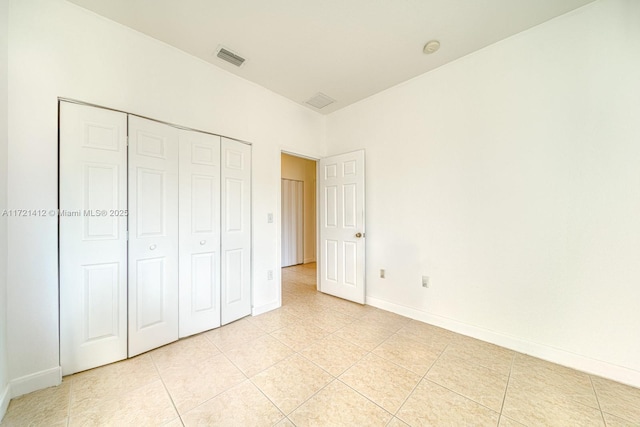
305;93;336;109
216;46;246;67
423;40;441;55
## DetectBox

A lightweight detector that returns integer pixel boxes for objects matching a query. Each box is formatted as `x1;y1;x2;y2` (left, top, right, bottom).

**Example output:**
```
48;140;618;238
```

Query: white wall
281;153;317;264
326;0;640;387
6;0;325;394
0;0;10;418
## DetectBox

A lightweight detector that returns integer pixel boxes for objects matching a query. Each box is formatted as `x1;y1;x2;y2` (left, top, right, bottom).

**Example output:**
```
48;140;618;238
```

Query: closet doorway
281;153;317;272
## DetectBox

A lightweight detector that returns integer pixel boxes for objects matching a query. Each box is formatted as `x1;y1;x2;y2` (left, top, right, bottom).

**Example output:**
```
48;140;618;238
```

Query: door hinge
126;230;129;241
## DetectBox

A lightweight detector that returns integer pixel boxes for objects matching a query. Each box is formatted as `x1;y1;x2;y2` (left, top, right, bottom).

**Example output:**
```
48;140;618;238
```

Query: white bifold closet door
178;130;221;338
128;116;179;357
60;102;252;373
281;179;304;267
221;138;252;325
60;102;128;375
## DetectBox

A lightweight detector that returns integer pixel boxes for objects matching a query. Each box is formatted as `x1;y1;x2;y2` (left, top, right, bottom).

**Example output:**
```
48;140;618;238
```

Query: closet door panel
128;116;179;357
221;138;251;325
179;130;221;338
60;102;128;375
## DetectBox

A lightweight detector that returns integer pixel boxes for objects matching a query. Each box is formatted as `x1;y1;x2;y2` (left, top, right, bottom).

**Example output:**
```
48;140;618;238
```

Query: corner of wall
252;300;280;317
0;0;10;421
8;367;62;400
0;383;9;423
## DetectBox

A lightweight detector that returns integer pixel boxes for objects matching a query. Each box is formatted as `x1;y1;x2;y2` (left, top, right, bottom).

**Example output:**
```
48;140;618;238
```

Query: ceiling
67;0;596;114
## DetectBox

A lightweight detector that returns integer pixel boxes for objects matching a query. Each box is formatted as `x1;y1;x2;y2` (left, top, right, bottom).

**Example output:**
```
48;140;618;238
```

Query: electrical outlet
267;270;274;280
380;269;385;279
267;213;273;223
422;276;429;288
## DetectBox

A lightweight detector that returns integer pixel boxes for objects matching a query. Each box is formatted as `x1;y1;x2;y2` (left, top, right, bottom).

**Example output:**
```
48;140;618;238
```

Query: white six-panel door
319;150;366;304
178;130;222;338
128;116;179;357
221;138;252;325
60;102;128;375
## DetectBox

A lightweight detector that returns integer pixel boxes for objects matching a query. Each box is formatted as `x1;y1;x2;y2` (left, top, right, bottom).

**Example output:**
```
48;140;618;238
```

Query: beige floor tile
502;375;605;426
319;297;376;318
204;317;265;351
252;354;333;414
447;335;514;376
357;310;411;333
334;321;394;351
395;320;456;351
372;333;441;376
511;354;599;409
297;308;356;333
181;380;284;427
289;380;392;427
270;320;329;351
499;415;528;426
159;352;246;414
300;334;369;376
246;309;301;333
162;418;184;427
224;334;294;377
69;380;177;426
397;379;500;426
386;417;410;427
281;290;299;305
283;281;317;295
279;300;326;319
593;376;640;423
1;380;71;427
426;351;509;412
69;354;159;414
339;353;421;413
150;334;219;372
274;417;296;427
309;291;344;306
603;412;640;427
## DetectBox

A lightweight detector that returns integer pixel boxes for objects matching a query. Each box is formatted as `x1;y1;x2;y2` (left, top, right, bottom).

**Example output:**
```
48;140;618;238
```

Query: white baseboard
366;296;640;389
0;382;9;423
9;366;61;399
252;300;280;317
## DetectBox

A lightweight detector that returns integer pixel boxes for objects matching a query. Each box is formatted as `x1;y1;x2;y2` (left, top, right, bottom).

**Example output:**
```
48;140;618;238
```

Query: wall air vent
216;46;246;67
305;93;336;109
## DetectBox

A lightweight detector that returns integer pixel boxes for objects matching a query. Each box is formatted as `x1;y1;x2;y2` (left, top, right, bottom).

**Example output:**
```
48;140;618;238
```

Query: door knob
149;244;157;250
200;240;206;245
355;232;363;238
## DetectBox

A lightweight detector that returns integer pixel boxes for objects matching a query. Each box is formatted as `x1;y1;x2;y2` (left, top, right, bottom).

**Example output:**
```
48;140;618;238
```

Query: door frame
278;150;321;299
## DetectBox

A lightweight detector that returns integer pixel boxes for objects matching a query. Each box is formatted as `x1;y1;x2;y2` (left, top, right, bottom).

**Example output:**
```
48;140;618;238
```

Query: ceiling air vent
305;93;336;109
216;46;246;67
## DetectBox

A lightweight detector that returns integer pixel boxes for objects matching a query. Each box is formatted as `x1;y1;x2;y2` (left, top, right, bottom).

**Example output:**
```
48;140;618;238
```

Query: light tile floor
2;263;640;426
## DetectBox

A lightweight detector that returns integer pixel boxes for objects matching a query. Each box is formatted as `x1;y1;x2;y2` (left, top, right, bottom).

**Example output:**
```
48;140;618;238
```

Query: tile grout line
148;352;183;425
392;340;450;420
496;351;516;426
588;375;607;426
245;375;287;425
334;377;395;422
